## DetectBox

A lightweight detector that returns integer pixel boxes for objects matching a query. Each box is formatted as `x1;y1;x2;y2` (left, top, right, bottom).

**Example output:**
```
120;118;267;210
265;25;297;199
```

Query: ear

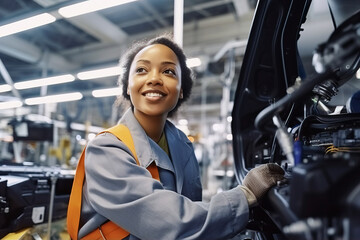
127;88;130;95
179;89;183;99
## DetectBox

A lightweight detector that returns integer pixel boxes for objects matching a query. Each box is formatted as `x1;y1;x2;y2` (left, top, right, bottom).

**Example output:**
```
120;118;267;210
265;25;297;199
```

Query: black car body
231;0;360;239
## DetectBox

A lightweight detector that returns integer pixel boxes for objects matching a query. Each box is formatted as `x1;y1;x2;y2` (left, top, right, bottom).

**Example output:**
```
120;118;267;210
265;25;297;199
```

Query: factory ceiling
0;0;257;131
0;0;336;135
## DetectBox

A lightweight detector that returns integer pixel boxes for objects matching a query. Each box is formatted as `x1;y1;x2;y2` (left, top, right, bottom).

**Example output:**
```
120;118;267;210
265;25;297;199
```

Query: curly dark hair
117;34;194;118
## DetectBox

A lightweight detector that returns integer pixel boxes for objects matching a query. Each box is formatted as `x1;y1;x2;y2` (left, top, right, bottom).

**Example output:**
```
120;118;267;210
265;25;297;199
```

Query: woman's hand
240;163;285;206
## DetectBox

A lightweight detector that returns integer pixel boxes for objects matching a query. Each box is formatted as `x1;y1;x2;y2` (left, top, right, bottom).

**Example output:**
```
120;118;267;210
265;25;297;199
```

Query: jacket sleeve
82;132;249;240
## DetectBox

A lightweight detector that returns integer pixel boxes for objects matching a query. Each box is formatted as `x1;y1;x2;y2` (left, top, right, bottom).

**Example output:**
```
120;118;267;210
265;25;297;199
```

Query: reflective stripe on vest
67;124;160;240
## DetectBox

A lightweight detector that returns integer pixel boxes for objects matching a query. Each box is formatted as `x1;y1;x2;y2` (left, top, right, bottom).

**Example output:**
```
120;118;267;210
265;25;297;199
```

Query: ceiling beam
65;13;128;44
64;13;253;66
139;1;169;28
115;0;233;29
0;59;22;99
33;0;128;44
232;0;251;18
0;36;77;71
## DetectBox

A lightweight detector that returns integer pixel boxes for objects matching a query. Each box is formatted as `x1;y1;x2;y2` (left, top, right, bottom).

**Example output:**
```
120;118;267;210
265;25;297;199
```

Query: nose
147;70;163;85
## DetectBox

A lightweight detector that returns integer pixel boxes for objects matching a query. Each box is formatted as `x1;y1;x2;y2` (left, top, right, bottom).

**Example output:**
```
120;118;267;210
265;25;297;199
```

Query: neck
133;111;167;142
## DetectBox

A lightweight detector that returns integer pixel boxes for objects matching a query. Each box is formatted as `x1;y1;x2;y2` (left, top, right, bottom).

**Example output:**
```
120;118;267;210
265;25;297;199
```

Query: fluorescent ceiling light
14;74;75;90
0;84;12;93
0;100;23;110
92;87;122;98
186;58;202;68
0;13;56;38
25;92;83;105
77;66;122;80
58;0;137;18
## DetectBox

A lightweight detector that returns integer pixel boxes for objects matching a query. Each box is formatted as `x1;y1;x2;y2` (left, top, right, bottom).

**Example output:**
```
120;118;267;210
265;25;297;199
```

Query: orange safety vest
67;124;160;240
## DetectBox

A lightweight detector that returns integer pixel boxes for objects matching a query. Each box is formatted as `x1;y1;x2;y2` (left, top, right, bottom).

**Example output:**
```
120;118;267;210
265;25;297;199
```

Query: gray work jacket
78;108;249;240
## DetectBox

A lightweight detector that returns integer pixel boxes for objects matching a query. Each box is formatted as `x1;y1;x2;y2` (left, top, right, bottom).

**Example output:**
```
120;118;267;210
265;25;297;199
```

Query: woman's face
127;44;182;118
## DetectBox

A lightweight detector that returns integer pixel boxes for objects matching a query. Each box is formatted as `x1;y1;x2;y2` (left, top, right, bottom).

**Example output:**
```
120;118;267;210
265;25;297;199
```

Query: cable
255;70;336;133
270;103;296;163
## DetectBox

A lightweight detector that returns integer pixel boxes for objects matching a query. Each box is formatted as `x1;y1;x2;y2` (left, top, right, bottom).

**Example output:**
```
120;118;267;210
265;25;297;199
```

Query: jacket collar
164;122;193;193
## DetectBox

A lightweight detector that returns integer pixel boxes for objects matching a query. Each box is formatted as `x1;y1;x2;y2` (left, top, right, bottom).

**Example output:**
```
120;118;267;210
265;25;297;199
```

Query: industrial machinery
232;0;360;239
0;116;74;238
0;165;73;238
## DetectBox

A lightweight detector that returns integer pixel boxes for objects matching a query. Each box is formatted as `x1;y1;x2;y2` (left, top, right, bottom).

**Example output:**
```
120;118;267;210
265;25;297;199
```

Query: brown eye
164;69;176;76
136;67;147;73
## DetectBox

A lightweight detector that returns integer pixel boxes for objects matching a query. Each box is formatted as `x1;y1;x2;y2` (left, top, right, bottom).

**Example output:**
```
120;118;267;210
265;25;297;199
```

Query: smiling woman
66;34;285;240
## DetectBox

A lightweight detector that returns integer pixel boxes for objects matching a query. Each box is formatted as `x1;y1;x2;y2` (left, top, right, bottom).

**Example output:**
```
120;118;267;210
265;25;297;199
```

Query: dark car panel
231;0;360;239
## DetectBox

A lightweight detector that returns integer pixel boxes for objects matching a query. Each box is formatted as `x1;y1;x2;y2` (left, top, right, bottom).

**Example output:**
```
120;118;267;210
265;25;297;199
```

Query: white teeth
145;92;163;97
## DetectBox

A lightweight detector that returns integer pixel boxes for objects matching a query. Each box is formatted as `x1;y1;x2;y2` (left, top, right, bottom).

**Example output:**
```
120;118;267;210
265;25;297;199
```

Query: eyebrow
136;59;177;66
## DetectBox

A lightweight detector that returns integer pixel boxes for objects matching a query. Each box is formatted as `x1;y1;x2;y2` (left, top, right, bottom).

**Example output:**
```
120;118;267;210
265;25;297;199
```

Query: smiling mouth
144;92;164;97
142;89;167;98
